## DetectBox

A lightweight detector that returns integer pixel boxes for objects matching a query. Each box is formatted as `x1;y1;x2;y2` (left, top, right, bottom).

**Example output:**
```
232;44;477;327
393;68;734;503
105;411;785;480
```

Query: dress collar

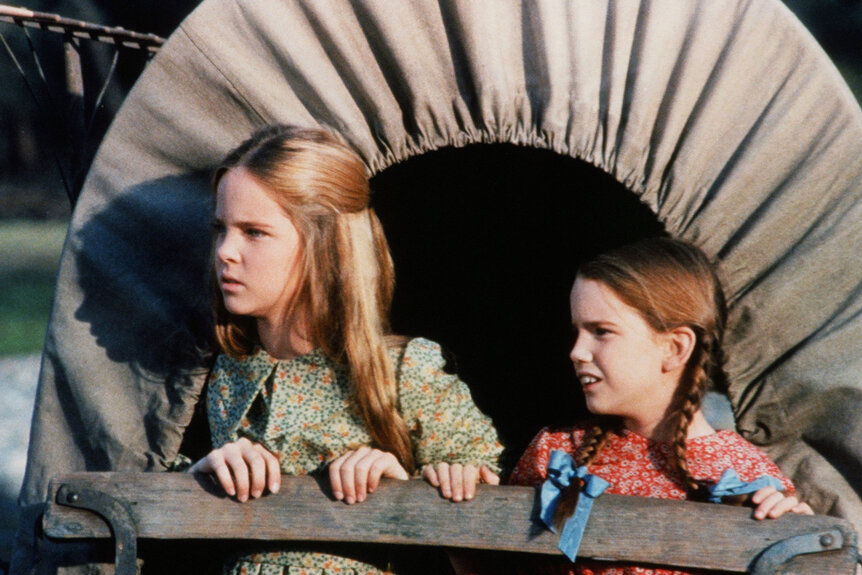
250;344;330;366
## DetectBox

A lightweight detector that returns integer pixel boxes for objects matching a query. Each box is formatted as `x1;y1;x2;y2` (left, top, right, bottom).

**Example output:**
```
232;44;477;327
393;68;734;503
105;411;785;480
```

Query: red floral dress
504;424;795;575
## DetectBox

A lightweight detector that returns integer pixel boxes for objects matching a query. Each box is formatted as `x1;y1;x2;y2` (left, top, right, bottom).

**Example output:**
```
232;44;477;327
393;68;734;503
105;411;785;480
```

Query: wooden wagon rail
43;472;858;574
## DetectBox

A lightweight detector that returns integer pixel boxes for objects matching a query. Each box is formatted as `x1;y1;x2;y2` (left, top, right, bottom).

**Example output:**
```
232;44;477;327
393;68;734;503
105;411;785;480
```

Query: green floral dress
207;337;503;575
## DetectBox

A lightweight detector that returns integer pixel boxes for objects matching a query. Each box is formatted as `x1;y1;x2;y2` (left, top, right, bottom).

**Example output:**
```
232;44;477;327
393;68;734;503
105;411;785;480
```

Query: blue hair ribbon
540;450;610;562
707;468;784;503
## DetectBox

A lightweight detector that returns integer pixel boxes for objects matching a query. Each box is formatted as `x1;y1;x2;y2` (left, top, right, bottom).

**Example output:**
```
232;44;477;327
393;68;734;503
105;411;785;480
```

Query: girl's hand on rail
422;462;500;502
328;446;409;504
750;486;814;519
188;437;281;502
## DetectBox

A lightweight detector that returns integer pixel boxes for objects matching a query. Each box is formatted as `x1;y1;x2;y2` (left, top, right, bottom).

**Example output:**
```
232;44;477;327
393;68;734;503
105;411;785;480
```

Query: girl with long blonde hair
189;124;501;575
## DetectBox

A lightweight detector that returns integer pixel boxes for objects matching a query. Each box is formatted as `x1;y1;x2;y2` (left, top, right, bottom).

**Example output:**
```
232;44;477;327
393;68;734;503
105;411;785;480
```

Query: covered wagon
11;0;862;573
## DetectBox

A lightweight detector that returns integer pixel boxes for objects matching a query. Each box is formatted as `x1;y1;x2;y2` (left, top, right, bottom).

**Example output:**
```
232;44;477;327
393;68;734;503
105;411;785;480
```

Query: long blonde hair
556;237;727;526
212;124;414;471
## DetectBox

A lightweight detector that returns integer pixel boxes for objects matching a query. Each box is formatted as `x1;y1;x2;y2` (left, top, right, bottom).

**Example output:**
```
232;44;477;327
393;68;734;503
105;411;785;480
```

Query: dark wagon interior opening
370;144;666;471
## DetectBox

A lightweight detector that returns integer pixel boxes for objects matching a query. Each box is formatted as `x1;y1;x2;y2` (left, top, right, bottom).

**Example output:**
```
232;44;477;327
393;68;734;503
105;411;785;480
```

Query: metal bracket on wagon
54;483;138;575
749;529;844;575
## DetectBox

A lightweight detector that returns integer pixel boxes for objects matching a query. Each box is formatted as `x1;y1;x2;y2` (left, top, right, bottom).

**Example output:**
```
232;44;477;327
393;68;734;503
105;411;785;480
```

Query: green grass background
0;220;68;356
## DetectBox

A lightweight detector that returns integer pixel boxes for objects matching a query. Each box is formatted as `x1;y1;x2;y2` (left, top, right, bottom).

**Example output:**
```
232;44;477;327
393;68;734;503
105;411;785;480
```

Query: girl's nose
216;232;239;263
569;336;591;364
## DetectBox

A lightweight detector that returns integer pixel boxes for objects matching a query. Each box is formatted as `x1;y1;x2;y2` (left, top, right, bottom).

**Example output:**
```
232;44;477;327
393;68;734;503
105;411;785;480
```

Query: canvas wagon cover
13;0;862;571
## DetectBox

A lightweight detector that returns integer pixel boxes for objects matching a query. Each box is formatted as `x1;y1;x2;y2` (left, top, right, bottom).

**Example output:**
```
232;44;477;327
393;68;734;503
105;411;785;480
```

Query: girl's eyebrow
573;319;618;330
215;217;276;230
237;220;275;229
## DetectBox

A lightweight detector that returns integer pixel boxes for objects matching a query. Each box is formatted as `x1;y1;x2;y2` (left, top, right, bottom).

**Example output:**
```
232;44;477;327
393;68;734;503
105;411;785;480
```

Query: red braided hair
555;237;728;526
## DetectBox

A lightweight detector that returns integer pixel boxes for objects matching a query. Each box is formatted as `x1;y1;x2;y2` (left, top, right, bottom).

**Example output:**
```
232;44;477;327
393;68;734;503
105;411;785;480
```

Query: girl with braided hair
506;237;812;575
187;124;502;575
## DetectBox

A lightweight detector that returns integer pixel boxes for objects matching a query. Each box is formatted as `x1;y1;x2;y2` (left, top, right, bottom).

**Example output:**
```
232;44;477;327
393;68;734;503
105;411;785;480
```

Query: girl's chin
584;398;614;417
222;299;253;317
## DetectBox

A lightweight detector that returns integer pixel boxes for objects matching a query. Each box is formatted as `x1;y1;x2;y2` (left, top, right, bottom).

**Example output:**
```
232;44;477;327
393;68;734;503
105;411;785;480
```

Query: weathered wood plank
43;473;858;574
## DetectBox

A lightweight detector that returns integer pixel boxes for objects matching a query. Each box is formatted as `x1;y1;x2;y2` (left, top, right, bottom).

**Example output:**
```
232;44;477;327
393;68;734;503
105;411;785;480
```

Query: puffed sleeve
397;338;503;472
508;427;553;487
720;432;796;495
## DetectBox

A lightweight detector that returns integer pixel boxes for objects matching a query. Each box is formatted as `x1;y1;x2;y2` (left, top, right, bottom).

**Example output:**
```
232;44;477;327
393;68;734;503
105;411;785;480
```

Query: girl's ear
662;326;697;373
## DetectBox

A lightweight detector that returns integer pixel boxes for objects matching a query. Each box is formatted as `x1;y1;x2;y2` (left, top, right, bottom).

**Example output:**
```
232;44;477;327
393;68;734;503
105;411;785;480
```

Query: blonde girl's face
569;276;679;437
214;167;304;328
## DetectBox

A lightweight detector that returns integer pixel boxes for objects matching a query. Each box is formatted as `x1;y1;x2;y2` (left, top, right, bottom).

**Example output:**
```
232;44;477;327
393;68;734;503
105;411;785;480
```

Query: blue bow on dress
707;468;784;503
539;450;610;562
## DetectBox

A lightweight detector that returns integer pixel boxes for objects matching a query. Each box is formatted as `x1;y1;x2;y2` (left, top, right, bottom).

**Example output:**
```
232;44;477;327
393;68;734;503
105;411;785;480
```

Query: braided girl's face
569;277;681;438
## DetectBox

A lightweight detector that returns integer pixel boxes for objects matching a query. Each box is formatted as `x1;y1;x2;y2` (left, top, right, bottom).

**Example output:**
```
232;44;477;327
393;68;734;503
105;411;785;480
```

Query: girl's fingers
189;438;281;502
245;443;267;499
353;449;408;501
219;446;249;502
462;465;479;501
339;446;371;504
480;465;501;485
188;457;206;474
423;462;499;501
385;454;410;481
422;464;440;486
201;453;238;497
436;462;452;498
329;449;356;502
367;451;408;493
256;443;281;494
366;453;386;494
766;495;799;519
213;464;237;497
366;451;396;493
329;447;407;504
449;463;464;502
754;490;794;519
749;486;777;505
239;438;280;500
351;449;376;503
750;487;814;519
328;451;350;501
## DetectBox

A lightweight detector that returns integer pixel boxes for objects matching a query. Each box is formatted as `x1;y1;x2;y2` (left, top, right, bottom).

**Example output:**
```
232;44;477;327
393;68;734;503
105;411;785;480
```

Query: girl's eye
212;222;226;235
245;228;265;238
594;327;611;337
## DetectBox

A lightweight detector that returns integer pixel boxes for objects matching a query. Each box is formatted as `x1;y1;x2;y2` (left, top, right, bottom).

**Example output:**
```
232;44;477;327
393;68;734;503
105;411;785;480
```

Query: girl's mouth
220;275;243;291
578;373;601;390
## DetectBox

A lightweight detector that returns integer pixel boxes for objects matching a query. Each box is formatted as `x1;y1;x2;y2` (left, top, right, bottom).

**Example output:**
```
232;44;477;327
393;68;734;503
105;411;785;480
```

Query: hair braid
553;420;617;529
576;422;615;468
670;337;711;497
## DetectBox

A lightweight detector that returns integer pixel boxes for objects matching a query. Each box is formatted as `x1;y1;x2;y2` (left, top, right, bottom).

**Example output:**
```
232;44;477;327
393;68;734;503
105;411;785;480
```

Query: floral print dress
207;337;502;575
503;424;795;575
